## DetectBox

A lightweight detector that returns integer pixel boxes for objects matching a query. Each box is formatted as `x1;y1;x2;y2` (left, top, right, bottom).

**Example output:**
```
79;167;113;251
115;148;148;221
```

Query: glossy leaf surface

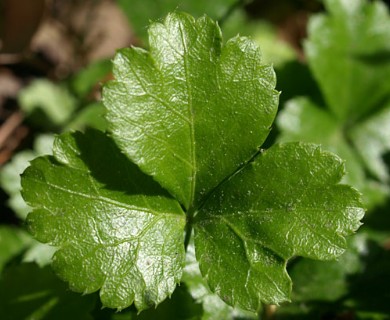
104;12;278;209
194;143;364;312
22;130;186;311
20;12;366;313
182;241;257;320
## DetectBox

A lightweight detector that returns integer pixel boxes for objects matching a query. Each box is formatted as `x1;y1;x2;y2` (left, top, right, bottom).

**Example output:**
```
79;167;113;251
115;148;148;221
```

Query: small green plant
20;12;364;315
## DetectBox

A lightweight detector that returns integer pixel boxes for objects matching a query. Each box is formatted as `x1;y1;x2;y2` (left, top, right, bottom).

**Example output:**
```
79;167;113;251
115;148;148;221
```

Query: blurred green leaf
18;80;77;127
66;102;107;132
277;97;389;208
23;242;57;268
116;0;238;42
0;151;35;219
0;263;96;320
349;102;390;183
345;241;390;317
278;0;390;209
221;10;296;66
70;59;112;98
305;0;390;122
289;235;365;302
0;134;54;219
0;226;34;273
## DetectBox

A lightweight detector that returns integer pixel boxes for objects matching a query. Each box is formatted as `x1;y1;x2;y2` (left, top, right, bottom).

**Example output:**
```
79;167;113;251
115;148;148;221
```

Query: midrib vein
32;177;181;218
179;23;196;206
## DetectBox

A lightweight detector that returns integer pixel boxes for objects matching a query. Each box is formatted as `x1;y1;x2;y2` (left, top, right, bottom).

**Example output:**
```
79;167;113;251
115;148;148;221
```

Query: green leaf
0;151;35;219
0;226;34;273
23;242;57;267
289;234;365;302
18;79;77;127
0;263;96;320
104;12;278;209
70;59;112;97
66;102;108;132
277;97;389;208
194;143;364;312
182;241;257;320
305;0;390;122
22;12;365;314
275;61;324;108
0;134;54;219
277;0;390;209
349;102;390;182
21;130;186;311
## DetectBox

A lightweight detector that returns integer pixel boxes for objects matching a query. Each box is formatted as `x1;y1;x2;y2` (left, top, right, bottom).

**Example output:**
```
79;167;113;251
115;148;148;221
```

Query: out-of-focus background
1;1;390;319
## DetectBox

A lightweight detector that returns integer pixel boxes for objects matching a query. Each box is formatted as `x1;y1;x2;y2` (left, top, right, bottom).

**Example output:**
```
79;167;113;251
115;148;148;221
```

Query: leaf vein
178;21;197;206
31;178;178;218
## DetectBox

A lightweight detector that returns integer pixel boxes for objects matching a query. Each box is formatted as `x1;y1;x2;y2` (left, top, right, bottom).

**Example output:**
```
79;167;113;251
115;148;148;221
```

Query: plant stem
260;304;277;320
184;215;193;250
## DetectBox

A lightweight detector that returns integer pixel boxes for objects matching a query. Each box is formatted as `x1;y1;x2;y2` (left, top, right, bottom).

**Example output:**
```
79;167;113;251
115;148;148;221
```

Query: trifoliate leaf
194;143;364;312
22;12;365;314
0;263;96;320
305;0;390;122
104;12;278;209
21;130;186;311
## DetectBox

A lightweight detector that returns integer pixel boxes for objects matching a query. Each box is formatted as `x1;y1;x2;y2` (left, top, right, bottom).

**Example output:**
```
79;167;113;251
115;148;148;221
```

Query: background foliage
1;0;390;319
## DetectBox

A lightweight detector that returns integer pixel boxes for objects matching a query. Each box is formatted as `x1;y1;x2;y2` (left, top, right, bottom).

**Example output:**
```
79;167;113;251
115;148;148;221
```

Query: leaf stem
184;212;194;250
184;208;196;251
260;304;277;320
